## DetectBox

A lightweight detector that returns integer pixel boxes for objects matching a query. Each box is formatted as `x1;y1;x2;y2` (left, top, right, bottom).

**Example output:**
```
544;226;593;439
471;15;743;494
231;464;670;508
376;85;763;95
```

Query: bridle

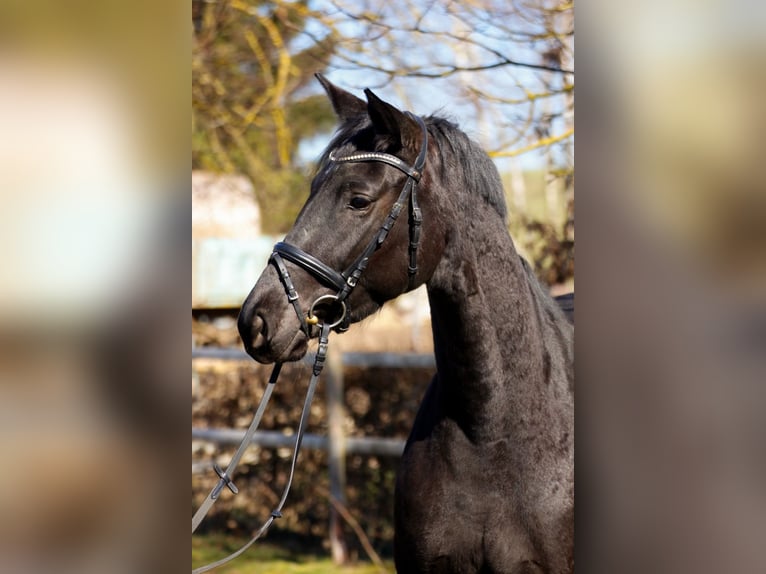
191;114;428;573
271;111;428;333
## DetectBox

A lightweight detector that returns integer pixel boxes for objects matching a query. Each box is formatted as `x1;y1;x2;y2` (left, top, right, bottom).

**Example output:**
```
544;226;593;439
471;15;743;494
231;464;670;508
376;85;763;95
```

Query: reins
192;324;332;574
191;113;429;573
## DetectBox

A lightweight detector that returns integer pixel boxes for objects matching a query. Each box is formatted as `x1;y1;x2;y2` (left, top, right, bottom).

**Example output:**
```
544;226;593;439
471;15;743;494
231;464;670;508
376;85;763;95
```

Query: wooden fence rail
192;346;435;368
191;428;406;458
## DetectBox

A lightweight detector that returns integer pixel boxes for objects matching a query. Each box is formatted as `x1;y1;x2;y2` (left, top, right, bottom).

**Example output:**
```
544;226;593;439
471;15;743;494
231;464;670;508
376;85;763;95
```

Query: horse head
238;75;446;364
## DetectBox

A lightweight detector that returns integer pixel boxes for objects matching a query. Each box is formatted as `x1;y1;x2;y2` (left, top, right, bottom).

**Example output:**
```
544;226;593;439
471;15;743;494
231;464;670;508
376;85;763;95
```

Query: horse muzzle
238;291;309;364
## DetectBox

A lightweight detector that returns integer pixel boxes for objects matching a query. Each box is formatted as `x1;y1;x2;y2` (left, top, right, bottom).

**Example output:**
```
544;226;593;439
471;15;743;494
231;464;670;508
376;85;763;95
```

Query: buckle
211;464;239;498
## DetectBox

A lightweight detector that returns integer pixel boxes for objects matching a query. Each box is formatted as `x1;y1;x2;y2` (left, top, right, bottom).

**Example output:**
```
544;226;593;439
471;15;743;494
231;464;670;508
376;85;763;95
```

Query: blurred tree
192;0;337;231
319;0;574;284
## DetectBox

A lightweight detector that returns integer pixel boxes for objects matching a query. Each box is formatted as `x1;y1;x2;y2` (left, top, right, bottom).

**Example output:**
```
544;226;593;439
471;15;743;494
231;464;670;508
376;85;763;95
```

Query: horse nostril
251;314;266;349
239;309;266;352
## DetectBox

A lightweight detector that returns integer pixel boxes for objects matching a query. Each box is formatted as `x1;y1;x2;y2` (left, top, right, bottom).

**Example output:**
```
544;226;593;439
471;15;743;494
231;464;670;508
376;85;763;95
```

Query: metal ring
308;294;347;329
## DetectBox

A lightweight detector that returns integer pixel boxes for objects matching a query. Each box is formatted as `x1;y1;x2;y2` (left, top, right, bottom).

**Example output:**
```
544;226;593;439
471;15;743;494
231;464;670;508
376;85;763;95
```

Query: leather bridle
270;112;428;333
191;114;428;574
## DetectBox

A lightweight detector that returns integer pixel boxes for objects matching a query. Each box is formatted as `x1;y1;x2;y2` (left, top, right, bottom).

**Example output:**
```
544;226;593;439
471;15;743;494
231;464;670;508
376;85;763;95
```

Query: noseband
270;112;428;334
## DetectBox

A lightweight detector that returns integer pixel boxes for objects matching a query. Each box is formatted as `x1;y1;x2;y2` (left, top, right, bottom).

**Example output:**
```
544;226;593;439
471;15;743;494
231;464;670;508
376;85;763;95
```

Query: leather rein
191;114;428;573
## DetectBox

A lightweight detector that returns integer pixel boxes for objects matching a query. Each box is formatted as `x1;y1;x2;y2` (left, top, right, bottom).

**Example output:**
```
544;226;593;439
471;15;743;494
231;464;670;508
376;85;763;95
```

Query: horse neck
426;210;558;443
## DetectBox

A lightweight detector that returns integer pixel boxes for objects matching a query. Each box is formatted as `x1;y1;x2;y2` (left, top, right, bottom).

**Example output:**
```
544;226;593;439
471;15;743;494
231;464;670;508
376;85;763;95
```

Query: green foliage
258;167;312;232
192;0;336;233
505;193;573;287
504;169;574;286
193;534;394;573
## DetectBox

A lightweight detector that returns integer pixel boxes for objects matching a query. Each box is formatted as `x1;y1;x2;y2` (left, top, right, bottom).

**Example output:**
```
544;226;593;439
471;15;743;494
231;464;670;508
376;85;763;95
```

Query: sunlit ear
316;73;366;121
364;88;421;150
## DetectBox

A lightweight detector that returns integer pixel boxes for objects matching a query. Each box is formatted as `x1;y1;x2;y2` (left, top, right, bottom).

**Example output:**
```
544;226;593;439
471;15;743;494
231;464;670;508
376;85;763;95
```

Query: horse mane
316;113;508;222
425;115;508;222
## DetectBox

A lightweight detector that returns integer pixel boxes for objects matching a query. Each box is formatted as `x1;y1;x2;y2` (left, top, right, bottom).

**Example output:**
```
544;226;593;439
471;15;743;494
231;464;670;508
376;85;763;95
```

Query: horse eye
348;196;371;210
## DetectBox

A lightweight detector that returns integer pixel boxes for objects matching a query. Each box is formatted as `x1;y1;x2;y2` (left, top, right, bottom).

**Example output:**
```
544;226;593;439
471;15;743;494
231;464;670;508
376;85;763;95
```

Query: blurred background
577;2;766;572
191;1;574;570
0;1;188;573
0;0;762;572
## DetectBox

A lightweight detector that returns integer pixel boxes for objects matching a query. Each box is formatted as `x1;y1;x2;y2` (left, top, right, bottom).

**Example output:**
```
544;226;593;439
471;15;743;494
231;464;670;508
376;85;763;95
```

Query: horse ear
364;88;420;150
316;74;366;121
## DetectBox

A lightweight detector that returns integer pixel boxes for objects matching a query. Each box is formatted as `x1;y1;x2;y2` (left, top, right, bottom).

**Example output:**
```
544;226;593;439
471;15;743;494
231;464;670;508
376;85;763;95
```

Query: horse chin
249;329;308;364
275;334;309;363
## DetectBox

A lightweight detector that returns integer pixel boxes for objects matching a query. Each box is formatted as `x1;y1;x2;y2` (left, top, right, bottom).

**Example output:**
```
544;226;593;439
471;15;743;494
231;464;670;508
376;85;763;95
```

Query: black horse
238;76;574;573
